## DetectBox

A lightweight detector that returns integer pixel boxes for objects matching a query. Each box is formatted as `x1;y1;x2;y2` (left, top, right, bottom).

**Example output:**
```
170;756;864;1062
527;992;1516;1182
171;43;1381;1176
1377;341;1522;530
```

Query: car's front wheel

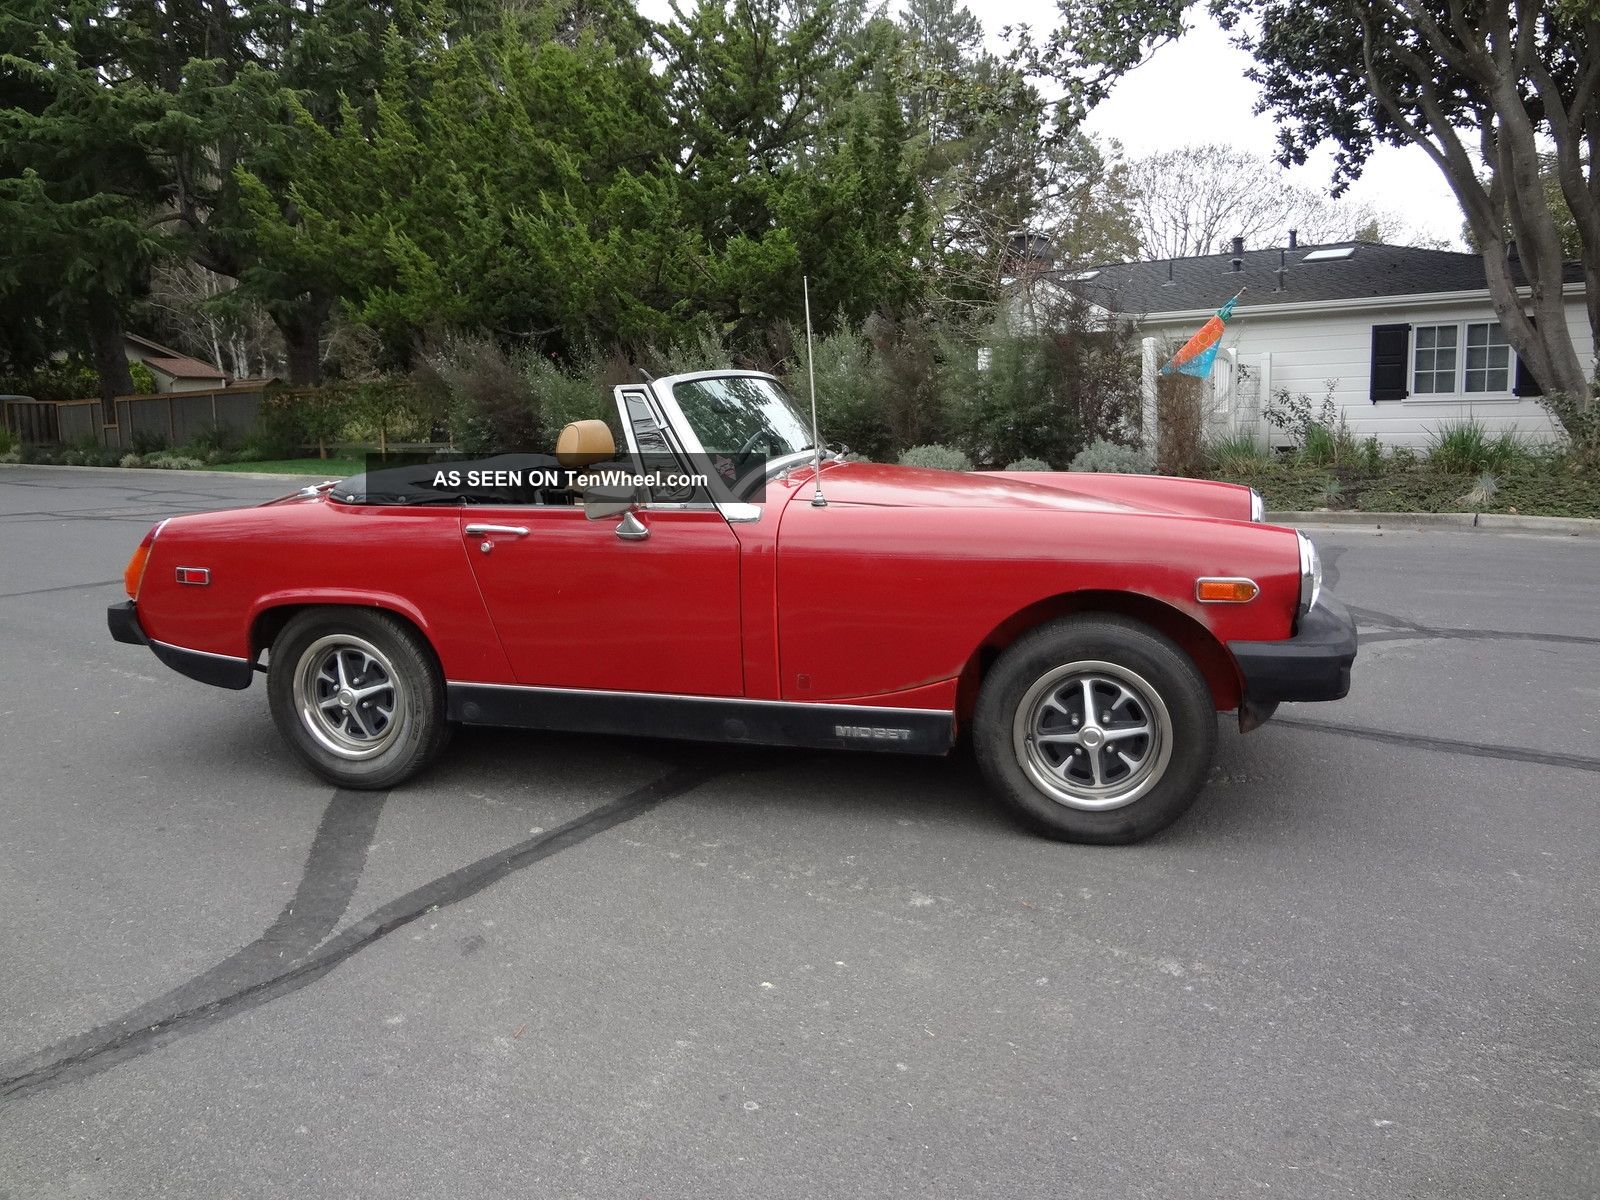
267;608;450;790
974;616;1217;843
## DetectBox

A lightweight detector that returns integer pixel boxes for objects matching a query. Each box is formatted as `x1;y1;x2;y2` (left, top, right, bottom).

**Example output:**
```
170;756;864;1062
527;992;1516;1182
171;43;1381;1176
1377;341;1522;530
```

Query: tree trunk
274;295;331;386
1487;77;1592;404
85;291;136;427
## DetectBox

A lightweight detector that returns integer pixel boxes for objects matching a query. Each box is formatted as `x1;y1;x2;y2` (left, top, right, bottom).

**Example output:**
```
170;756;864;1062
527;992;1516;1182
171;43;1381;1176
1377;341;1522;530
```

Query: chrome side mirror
583;482;637;520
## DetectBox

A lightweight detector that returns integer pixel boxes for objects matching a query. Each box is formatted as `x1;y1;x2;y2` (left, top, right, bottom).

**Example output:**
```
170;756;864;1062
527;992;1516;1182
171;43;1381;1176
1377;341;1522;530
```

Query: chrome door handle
464;524;529;537
615;512;650;541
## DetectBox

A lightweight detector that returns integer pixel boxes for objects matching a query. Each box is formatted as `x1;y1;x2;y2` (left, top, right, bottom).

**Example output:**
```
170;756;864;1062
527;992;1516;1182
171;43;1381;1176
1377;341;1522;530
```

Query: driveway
1;465;1596;1198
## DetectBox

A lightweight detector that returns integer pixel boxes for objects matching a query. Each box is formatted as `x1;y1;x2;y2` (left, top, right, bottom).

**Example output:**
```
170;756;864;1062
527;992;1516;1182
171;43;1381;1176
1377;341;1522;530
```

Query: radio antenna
803;275;827;507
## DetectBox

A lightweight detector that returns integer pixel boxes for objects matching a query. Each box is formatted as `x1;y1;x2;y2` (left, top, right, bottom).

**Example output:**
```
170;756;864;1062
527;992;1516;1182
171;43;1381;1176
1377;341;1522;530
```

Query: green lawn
205;457;364;476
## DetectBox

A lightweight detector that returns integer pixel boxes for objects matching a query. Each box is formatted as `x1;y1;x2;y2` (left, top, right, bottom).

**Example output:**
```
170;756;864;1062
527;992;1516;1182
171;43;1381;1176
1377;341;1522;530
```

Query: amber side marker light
123;522;164;598
1196;577;1260;604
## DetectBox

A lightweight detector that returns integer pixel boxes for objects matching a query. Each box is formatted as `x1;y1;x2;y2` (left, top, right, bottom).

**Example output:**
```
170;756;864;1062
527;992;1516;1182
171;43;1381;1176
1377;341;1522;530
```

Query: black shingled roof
1061;241;1583;316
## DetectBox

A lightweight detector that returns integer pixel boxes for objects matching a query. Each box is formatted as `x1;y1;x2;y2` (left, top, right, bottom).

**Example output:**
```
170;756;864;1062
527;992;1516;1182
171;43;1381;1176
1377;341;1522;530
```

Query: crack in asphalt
1273;716;1600;774
0;764;717;1103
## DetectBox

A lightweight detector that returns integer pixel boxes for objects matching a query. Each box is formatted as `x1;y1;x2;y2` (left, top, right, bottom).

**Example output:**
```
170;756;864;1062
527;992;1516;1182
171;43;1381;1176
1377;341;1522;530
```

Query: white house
1067;237;1594;449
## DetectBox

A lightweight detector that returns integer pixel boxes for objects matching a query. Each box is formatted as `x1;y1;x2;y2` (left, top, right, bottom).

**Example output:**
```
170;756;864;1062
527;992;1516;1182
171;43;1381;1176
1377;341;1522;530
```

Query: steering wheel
736;429;769;460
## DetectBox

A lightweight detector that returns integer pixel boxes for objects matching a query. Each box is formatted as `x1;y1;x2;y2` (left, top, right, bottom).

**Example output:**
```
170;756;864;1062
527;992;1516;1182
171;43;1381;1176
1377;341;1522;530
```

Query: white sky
1065;15;1468;250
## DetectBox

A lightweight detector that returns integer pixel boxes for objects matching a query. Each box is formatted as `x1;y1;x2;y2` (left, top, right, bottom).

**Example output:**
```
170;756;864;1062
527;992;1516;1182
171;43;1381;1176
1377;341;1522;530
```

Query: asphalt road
1;465;1596;1199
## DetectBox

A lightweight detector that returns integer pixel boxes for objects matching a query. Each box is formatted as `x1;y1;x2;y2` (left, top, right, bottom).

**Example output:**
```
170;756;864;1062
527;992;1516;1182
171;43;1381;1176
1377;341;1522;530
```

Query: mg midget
109;371;1356;843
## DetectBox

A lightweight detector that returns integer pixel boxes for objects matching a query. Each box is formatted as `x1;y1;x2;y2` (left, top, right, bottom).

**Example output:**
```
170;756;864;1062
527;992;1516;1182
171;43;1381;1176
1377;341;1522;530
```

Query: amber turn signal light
1196;577;1259;604
123;524;161;598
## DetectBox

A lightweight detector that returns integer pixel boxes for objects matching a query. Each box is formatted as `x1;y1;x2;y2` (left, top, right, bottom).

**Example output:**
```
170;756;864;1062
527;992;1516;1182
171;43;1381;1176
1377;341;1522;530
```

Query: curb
1270;509;1600;537
0;461;323;483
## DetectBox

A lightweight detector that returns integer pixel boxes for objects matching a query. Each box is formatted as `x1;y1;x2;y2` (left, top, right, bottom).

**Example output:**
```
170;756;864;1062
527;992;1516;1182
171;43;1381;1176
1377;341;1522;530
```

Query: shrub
1538;386;1600;464
427;338;542;457
1154;373;1205;475
646;325;734;377
866;314;956;455
0;358;100;401
1296;393;1359;467
1300;422;1336;466
1262;385;1314;442
120;453;144;468
1004;457;1050;472
1070;439;1152;473
1459;471;1499;508
524;352;611;435
127;361;157;394
957;330;1060;470
787;323;894;462
251;385;354;460
184;425;234;458
295;389;356;460
898;444;973;471
250;388;310;458
145;453;206;470
129;428;168;456
1207;433;1268;474
0;426;14;455
1358;435;1384;472
1426;419;1525;473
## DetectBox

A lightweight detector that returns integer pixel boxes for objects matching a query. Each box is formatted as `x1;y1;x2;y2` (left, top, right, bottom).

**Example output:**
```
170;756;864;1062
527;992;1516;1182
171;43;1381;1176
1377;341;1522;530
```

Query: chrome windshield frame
611;371;821;520
646;370;816;472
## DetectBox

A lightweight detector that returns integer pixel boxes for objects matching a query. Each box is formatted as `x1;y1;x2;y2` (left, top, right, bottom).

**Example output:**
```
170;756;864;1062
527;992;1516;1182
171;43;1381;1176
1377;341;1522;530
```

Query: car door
460;501;744;697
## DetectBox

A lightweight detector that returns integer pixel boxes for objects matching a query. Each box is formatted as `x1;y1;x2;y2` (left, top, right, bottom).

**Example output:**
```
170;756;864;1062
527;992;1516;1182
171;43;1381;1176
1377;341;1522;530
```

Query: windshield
668;375;813;459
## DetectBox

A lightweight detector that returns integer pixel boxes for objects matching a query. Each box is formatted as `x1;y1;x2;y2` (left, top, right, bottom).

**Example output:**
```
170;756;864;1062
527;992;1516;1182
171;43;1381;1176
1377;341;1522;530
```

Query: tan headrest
555;419;615;468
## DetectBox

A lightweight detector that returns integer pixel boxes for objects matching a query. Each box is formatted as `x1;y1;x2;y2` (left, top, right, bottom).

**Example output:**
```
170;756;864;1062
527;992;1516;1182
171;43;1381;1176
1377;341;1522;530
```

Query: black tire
267;607;451;790
973;615;1217;844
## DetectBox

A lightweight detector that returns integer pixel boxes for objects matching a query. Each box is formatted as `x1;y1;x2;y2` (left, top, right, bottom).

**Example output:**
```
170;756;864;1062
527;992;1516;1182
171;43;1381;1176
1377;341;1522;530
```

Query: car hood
801;462;1255;521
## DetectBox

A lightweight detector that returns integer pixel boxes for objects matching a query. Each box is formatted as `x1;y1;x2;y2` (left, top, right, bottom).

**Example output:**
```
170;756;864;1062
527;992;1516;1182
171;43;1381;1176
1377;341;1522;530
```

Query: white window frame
1408;320;1518;400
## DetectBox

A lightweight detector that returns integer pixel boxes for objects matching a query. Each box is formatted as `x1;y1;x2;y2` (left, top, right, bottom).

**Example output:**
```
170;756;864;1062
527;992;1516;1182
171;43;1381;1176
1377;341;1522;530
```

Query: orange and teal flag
1161;289;1244;378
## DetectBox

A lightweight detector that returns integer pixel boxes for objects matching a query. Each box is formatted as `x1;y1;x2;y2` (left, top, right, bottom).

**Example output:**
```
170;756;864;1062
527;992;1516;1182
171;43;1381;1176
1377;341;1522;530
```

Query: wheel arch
956;590;1243;721
251;598;437;667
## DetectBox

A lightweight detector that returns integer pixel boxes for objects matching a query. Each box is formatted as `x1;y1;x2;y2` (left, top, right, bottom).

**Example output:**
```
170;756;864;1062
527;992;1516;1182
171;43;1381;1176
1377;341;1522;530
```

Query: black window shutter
1370;323;1410;402
1512;316;1541;396
1513;354;1540;396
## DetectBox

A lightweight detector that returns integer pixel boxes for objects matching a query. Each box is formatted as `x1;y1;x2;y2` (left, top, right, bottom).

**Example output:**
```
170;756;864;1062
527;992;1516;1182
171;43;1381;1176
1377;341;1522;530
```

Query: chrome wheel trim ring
293;633;408;761
1011;659;1174;812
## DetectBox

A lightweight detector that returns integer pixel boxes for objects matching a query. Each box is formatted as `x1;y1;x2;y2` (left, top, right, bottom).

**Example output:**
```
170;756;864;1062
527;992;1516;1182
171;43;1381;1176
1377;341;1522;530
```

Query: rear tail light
123;521;165;598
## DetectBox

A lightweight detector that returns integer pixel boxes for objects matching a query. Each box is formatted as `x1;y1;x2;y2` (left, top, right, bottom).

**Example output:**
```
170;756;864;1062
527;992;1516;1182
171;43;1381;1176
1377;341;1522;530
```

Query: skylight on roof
1302;247;1355;261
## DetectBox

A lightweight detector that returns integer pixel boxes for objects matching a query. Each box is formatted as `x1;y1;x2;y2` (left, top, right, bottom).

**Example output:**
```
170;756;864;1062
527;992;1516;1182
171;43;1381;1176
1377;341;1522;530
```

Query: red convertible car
109;371;1355;843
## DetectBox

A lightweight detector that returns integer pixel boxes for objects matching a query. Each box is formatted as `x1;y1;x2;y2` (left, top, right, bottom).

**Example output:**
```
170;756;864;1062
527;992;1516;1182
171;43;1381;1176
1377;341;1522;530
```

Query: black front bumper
1229;593;1357;709
107;600;255;690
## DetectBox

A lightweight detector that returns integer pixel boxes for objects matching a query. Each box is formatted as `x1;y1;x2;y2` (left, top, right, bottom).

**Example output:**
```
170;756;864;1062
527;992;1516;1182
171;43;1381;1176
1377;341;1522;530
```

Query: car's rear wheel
267;608;450;790
973;616;1217;843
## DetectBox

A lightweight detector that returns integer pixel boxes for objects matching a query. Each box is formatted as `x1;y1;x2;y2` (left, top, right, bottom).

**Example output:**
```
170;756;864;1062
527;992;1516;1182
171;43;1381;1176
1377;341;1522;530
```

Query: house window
1413;325;1458;393
1411;321;1517;396
1463;322;1511;392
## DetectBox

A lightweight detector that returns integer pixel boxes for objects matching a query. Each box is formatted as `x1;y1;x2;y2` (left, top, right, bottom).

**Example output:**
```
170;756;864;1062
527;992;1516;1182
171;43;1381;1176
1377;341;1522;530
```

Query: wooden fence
2;385;271;449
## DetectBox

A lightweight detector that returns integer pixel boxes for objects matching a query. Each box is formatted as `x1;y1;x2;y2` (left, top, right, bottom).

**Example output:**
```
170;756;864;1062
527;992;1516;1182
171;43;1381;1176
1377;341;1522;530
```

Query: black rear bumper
107;600;255;690
1229;593;1357;707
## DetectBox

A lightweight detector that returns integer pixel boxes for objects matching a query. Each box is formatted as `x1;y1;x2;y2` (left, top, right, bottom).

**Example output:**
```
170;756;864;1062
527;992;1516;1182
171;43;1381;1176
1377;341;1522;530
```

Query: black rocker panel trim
447;683;954;756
